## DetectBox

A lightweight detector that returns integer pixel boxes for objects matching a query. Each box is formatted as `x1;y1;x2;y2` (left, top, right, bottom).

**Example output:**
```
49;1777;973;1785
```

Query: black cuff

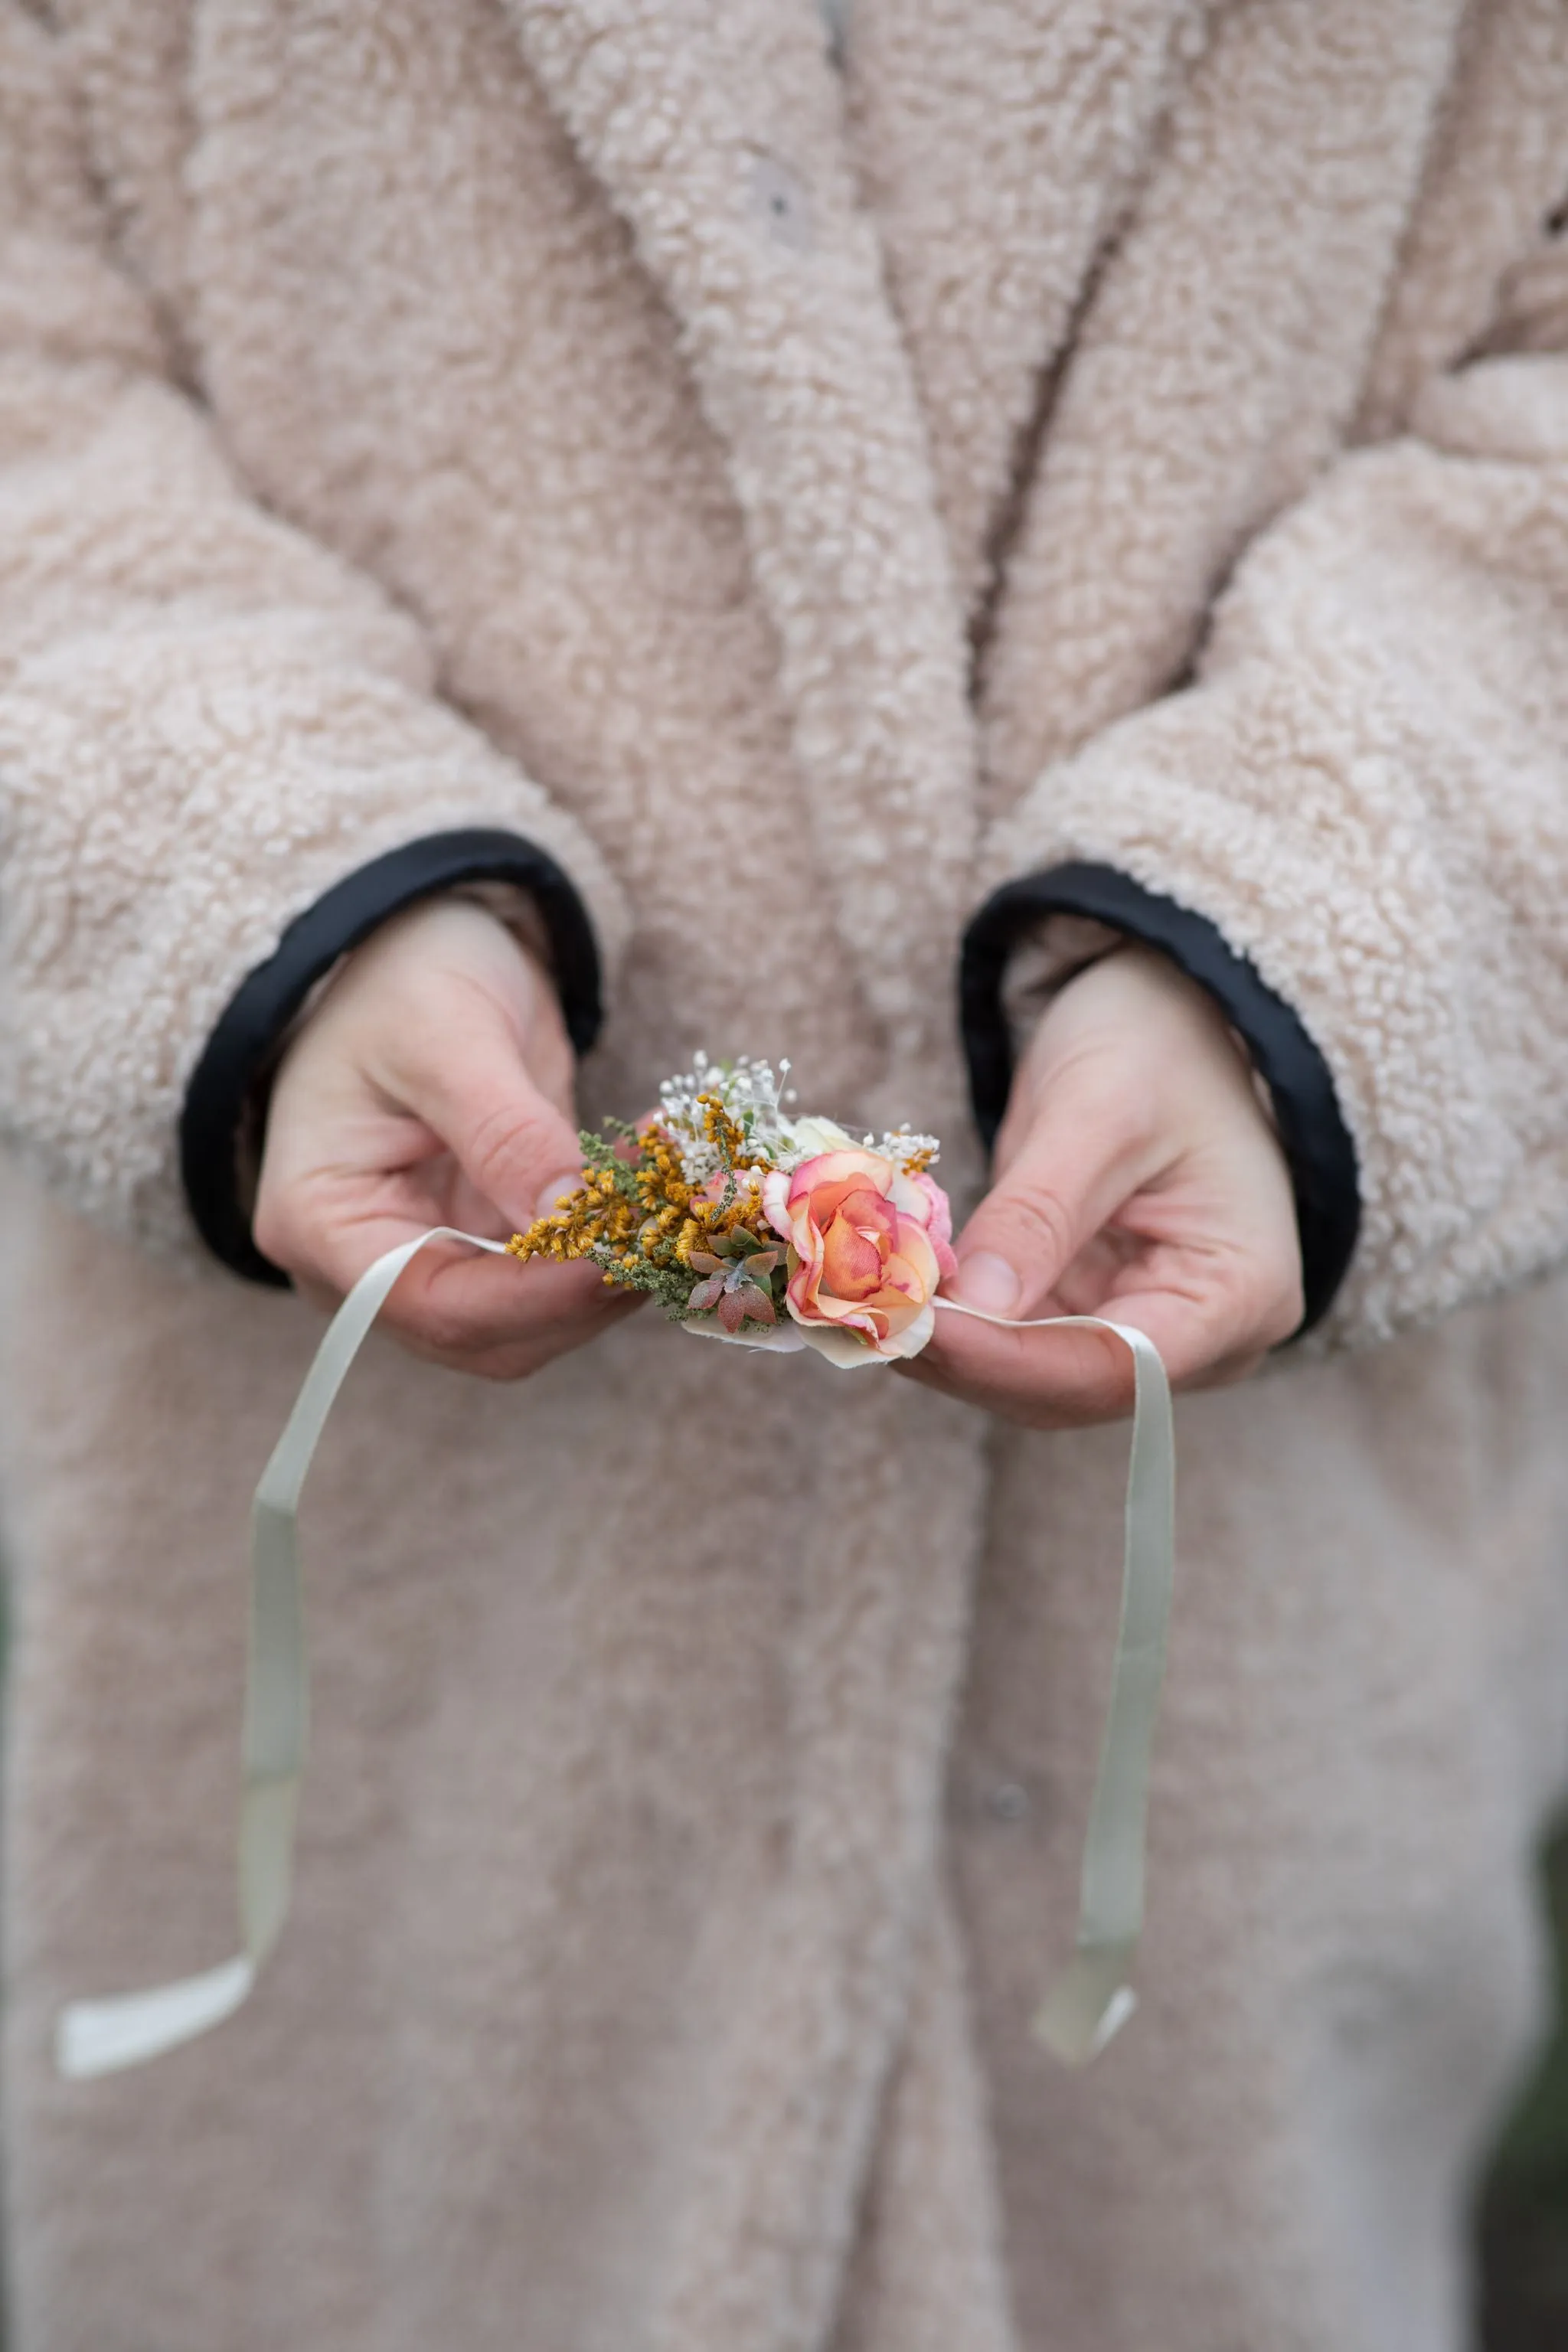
181;828;604;1286
959;861;1361;1334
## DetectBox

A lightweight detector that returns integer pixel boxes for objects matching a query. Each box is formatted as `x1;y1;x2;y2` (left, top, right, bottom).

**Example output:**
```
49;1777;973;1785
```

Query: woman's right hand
253;896;640;1377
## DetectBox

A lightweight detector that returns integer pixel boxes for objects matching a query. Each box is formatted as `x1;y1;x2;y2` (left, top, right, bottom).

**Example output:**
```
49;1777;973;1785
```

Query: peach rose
761;1148;957;1365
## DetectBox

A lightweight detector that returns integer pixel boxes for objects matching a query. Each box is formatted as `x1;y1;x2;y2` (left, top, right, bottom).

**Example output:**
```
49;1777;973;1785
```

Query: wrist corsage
506;1055;954;1364
57;1054;1175;2086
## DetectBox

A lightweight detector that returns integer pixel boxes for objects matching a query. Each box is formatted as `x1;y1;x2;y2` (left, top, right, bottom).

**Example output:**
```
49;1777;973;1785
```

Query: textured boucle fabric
984;355;1568;1346
3;5;1568;2349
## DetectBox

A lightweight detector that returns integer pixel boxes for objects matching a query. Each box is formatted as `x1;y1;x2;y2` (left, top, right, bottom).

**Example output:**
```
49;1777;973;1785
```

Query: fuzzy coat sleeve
981;345;1568;1349
0;10;627;1258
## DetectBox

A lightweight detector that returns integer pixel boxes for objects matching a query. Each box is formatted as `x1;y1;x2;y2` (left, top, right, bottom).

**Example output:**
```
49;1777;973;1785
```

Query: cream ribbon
933;1298;1174;2060
57;1230;1173;2080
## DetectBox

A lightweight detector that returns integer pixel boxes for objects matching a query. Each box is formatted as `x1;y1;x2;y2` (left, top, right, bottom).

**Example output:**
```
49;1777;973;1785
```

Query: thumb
951;1076;1150;1319
416;1032;586;1231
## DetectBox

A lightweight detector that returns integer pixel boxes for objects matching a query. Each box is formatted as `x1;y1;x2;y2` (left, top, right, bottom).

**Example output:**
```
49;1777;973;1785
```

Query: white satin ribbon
57;1233;1173;2079
933;1299;1175;2061
56;1228;510;2080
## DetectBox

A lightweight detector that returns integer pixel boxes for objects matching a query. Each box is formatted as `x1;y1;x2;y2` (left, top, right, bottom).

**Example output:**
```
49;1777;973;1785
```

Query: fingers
913;1214;1301;1429
946;1055;1155;1319
408;1024;586;1233
364;1246;636;1380
910;1063;1149;1428
903;1311;1135;1430
260;1121;631;1374
906;1270;1247;1431
265;1174;639;1370
911;952;1305;1426
252;900;639;1376
1086;1244;1301;1389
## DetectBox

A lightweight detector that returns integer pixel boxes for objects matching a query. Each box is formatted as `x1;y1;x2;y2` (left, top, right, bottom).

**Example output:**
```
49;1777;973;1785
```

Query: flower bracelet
57;1060;1174;2082
508;1054;954;1362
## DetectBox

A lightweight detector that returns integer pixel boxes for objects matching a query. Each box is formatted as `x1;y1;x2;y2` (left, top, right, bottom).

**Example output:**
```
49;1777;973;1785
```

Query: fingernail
534;1172;581;1219
954;1252;1022;1316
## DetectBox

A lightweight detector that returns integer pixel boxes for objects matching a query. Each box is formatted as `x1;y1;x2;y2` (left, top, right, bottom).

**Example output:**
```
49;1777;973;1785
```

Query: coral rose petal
794;1174;868;1230
848;1190;899;1250
786;1259;821;1319
779;1148;946;1357
889;1227;939;1291
918;1174;953;1246
788;1150;894;1214
821;1215;884;1301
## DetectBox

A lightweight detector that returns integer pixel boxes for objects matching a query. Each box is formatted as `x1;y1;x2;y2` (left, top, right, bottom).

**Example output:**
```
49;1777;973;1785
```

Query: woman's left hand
903;944;1305;1428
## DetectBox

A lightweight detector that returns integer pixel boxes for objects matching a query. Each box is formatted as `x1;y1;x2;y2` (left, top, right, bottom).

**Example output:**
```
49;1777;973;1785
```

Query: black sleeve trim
959;861;1361;1334
180;828;604;1287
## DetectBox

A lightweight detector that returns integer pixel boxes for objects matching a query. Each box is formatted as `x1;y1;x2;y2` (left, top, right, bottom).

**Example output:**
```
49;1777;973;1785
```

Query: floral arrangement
507;1054;956;1364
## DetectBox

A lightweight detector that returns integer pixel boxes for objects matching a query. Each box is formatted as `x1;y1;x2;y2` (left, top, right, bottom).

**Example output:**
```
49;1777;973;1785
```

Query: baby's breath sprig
656;1050;797;1181
874;1126;941;1174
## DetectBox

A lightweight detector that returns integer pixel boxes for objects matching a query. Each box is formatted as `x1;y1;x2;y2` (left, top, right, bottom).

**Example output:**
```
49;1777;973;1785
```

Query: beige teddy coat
4;3;1568;2347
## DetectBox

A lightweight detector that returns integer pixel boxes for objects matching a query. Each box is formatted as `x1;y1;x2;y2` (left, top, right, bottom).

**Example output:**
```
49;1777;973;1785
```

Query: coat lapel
503;0;977;1085
1361;0;1568;432
980;0;1469;801
840;0;1202;615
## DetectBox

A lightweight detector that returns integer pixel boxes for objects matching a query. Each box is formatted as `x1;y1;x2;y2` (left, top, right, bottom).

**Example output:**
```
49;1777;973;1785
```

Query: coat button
986;1780;1031;1824
747;155;815;255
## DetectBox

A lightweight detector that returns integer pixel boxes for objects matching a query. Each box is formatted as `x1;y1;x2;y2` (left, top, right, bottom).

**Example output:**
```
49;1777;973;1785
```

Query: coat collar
979;0;1471;798
838;0;1202;612
502;0;978;1083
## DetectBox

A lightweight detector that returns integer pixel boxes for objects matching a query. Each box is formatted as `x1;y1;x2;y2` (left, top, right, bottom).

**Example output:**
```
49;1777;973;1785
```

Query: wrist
999;913;1128;1061
961;864;1359;1333
1009;942;1275;1155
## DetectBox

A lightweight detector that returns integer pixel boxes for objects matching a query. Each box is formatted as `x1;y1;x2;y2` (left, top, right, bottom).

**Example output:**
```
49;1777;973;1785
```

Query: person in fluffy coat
3;2;1568;2347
